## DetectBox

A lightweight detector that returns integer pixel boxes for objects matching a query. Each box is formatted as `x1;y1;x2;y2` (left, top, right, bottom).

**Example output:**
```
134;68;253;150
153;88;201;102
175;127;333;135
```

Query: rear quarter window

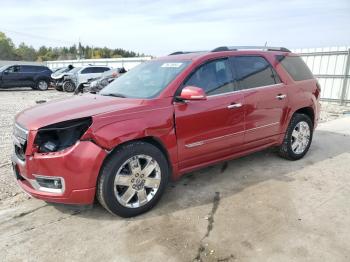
277;55;314;81
232;56;280;90
92;67;110;73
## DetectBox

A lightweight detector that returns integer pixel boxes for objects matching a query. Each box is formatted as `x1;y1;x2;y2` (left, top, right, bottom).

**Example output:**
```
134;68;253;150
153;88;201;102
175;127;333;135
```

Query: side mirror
3;71;9;75
178;86;207;101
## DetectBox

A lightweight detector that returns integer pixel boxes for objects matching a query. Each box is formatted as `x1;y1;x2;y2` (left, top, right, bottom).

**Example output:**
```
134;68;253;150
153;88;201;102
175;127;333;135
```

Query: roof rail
211;46;291;52
168;51;206;56
169;51;188;55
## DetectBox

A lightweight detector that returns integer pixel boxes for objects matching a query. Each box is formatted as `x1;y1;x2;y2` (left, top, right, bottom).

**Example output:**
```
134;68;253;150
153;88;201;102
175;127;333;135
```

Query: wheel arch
97;136;174;182
294;106;315;127
279;105;316;145
34;75;50;83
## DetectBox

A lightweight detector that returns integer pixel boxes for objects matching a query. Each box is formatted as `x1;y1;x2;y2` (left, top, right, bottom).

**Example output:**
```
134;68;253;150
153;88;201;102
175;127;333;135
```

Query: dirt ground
0;88;350;261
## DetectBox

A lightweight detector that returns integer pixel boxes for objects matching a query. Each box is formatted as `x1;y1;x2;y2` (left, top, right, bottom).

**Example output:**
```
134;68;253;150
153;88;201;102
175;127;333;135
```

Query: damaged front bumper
12;140;107;205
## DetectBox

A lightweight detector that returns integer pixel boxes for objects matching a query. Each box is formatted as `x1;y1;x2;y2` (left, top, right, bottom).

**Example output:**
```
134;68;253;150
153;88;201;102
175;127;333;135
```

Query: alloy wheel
291;121;310;154
38;80;48;90
114;154;161;208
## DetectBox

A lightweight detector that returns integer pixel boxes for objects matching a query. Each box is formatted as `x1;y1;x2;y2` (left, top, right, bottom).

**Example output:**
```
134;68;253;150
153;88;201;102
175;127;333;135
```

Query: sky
0;0;349;56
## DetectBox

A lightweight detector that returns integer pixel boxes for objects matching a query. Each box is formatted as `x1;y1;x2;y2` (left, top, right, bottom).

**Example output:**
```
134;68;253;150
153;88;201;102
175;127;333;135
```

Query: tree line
0;32;143;61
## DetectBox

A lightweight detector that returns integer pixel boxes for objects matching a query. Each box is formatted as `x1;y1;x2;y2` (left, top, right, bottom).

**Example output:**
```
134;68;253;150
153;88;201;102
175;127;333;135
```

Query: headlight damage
34;117;92;153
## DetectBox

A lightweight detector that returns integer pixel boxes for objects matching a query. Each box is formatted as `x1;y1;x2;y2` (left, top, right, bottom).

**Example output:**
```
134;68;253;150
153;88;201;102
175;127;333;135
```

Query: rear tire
36;79;49;91
278;113;313;160
97;141;169;217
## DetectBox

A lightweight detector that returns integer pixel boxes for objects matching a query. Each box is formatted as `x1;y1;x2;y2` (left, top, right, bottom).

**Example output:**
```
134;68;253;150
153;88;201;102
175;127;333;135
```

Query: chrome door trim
185;130;244;148
184;122;280;148
245;122;280;133
207;83;284;98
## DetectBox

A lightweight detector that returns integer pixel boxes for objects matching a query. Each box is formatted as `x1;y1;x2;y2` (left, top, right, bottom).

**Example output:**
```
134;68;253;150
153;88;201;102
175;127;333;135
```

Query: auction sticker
161;63;183;68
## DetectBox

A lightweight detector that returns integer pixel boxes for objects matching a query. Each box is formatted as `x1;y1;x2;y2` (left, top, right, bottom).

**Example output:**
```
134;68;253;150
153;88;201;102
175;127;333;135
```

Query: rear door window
276;55;314;81
81;67;92;74
231;56;280;90
91;67;110;73
183;58;235;96
20;66;38;72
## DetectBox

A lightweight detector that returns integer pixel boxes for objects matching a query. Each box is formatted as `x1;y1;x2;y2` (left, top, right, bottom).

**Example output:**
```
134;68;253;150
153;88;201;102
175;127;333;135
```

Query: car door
78;67;92;84
174;58;245;169
2;65;21;87
19;66;36;87
231;55;288;146
78;67;101;85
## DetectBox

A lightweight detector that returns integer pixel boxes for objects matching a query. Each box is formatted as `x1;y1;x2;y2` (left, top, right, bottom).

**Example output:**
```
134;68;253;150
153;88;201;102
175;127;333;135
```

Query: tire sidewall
36;79;49;91
285;114;313;160
63;80;76;92
99;142;169;217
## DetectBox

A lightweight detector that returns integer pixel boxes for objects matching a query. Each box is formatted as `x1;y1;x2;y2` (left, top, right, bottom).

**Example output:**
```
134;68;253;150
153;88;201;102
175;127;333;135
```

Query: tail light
315;81;321;99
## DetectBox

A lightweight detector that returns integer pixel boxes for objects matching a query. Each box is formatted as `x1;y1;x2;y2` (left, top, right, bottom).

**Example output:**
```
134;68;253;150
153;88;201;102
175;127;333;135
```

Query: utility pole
77;37;83;60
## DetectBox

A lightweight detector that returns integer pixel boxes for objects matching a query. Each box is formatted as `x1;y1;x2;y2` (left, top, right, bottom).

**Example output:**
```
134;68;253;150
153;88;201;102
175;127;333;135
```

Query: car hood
51;73;65;79
16;94;146;130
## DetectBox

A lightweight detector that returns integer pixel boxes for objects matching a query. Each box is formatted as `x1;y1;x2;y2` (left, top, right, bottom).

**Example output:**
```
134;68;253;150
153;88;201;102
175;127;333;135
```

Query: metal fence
292;47;350;104
45;57;152;71
0;60;44;67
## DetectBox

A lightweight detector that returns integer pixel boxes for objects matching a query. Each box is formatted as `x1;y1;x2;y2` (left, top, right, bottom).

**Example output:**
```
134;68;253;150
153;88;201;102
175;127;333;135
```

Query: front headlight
90;80;98;88
34;117;92;153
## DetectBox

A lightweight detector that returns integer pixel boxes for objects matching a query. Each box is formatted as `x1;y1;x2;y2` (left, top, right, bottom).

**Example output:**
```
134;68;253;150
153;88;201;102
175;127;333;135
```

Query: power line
0;27;76;46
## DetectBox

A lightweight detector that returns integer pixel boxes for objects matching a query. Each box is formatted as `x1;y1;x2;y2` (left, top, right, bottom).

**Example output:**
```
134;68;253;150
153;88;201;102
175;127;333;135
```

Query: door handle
227;103;242;109
276;94;287;100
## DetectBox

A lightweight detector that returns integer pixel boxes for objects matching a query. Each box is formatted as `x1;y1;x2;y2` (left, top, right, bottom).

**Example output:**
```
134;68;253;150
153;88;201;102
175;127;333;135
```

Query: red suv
12;46;320;217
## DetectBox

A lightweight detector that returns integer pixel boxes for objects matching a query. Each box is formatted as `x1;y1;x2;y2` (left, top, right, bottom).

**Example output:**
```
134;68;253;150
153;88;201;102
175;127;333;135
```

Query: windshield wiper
101;93;126;98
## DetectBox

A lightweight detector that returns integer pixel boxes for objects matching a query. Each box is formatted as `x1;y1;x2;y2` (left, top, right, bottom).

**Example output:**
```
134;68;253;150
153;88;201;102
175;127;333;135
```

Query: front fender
89;106;178;172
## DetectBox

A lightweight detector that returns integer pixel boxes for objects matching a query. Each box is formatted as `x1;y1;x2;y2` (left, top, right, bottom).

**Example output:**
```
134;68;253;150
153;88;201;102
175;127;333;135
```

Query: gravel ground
0;88;349;204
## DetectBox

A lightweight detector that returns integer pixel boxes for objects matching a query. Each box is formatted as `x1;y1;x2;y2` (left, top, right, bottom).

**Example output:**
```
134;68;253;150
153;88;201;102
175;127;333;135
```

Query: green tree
0;31;143;62
0;32;17;60
15;42;37;61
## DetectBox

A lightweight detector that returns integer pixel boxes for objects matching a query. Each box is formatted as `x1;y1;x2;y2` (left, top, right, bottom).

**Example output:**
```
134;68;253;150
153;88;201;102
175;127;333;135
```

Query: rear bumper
12;141;107;205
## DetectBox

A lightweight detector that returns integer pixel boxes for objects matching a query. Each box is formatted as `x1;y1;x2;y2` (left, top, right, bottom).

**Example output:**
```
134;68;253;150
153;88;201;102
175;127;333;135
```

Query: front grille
13;123;28;161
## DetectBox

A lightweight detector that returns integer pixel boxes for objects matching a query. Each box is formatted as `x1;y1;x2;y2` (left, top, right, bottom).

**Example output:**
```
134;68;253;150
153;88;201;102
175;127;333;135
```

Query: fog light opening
34;176;64;193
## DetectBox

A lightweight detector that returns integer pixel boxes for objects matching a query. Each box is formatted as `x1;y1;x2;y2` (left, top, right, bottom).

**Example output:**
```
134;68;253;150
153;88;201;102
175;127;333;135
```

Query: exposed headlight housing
34;117;92;153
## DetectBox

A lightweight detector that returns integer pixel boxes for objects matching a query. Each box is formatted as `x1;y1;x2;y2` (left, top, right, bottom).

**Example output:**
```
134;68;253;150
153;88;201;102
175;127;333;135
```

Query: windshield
68;67;81;74
54;67;70;74
100;60;191;99
0;65;9;72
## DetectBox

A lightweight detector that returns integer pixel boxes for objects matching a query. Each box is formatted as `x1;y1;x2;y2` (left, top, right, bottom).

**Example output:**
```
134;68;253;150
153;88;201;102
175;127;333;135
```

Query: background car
75;67;127;94
61;65;111;92
0;64;52;90
51;66;77;91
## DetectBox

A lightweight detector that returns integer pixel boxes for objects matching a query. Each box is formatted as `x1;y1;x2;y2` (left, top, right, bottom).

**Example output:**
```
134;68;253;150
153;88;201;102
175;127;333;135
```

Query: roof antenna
264;41;268;47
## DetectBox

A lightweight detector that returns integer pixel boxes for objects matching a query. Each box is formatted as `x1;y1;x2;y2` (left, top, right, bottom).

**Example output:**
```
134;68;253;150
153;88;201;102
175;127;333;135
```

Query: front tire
278;113;313;160
97;141;169;217
63;80;76;92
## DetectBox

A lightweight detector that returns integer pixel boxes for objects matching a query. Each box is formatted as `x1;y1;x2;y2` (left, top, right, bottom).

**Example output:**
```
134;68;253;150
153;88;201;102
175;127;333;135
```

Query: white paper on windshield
161;63;183;68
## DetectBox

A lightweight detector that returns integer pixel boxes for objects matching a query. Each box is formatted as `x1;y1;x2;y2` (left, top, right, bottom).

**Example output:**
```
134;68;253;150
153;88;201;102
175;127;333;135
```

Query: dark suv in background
0;65;52;90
